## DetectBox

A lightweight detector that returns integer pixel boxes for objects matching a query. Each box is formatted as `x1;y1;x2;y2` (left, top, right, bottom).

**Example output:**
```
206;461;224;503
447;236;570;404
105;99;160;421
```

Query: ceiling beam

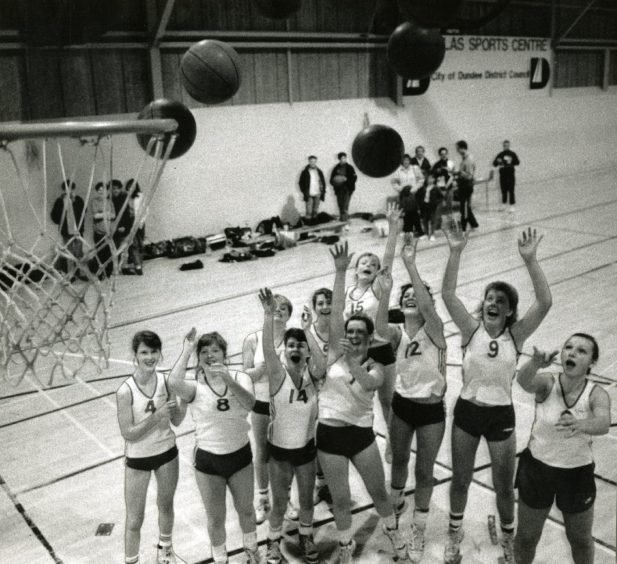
555;0;597;45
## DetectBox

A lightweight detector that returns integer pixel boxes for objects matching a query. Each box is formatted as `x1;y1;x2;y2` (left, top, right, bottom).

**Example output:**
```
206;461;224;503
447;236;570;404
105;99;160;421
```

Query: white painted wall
2;86;617;249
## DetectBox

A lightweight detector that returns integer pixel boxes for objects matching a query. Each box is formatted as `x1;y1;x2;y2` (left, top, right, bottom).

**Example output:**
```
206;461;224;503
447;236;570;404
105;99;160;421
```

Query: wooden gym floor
1;166;616;563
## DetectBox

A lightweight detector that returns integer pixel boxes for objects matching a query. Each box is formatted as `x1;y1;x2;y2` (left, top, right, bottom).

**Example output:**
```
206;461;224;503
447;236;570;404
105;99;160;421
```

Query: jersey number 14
289;389;309;403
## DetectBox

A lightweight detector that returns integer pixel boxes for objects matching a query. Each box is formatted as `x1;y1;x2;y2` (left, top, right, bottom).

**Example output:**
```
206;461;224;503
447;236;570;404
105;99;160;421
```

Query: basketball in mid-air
352;124;404;178
387;21;446;80
181;40;241;104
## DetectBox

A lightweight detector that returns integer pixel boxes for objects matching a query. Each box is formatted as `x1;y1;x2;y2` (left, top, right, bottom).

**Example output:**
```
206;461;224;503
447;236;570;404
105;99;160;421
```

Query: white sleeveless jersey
344;285;380;321
395;327;447;399
528;374;595;468
268;365;318;449
121;372;176;459
461;324;519;405
309;324;329;357
189;370;252;454
319;356;376;427
248;330;285;402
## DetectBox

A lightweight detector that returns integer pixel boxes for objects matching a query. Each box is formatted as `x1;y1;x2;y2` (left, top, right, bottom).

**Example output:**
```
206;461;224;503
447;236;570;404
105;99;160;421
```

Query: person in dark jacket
50;179;87;278
110;179;134;274
493;140;520;213
329;152;357;221
298;156;326;220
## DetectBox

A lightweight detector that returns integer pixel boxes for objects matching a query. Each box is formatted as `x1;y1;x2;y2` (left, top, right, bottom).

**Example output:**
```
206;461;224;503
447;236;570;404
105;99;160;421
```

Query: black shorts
453;397;515;441
515;448;596;514
268;439;317;467
126;445;178;472
391;393;445;428
316;422;375;459
194;443;252;479
368;341;396;366
252;400;270;415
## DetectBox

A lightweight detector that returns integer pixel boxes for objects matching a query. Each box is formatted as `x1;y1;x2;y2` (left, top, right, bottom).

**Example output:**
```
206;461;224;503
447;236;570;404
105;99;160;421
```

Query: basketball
398;0;463;28
351;124;404;178
253;0;302;19
181;39;241;104
332;174;347;187
387;21;446;80
136;99;197;160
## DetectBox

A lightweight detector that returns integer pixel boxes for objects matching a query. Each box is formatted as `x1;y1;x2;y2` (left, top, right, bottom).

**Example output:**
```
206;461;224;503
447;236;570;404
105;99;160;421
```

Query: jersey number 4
145;400;156;414
289;389;309;404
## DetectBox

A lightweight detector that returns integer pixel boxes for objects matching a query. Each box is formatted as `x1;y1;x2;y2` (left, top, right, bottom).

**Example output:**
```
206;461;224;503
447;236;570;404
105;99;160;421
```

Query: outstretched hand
258;287;276;314
183;327;198;352
375;266;393;294
301;305;313;331
386;202;402;226
329;241;354;272
530;346;559;368
443;221;469;252
401;233;418;263
518;227;543;262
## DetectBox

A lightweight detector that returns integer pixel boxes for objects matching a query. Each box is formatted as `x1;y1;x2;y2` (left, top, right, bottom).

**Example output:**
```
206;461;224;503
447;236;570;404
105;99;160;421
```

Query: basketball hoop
0;118;177;387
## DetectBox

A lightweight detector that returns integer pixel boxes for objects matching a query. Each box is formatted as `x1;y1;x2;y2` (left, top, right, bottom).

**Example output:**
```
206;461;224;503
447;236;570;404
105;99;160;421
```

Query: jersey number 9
488;340;499;358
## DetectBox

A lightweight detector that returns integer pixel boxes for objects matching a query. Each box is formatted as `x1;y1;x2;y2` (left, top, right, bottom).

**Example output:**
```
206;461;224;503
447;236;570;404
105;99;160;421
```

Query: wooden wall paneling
247;1;287;32
200;0;228;31
24;50;64;119
295;51;321;101
253;51;280;103
315;0;340;34
337;50;361;99
232;50;256;105
0;54;25;121
370;49;391;98
275;51;290;103
226;0;253;31
91;51;127;115
112;0;148;32
295;0;318;32
356;49;372;99
122;50;151;113
161;51;190;106
58;50;96;117
318;50;340;101
609;49;617;85
171;0;204;30
0;0;20;29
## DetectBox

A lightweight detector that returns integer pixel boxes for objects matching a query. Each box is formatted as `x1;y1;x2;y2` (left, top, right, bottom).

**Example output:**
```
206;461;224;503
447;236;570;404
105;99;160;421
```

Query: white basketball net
0;126;175;387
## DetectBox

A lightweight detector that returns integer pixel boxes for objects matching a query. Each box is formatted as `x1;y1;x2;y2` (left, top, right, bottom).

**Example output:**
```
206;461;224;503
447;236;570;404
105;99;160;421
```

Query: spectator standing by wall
410;145;431;176
299;156;326;221
455;141;479;232
391;154;425;237
493;140;520;213
329;152;357;221
91;181;115;279
431;147;456;231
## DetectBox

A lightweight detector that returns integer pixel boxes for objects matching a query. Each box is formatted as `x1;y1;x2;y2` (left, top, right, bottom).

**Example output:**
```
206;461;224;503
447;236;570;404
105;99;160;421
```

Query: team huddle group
117;206;610;564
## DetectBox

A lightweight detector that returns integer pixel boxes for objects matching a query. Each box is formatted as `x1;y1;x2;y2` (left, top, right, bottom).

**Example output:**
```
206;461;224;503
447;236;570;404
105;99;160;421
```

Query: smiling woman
440;225;553;564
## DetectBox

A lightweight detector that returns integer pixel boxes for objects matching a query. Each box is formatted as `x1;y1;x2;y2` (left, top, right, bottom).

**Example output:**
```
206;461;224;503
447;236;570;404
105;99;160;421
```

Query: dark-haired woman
441;227;552;564
258;287;326;564
375;237;447;563
514;334;610;564
318;242;406;564
169;330;262;564
116;331;188;564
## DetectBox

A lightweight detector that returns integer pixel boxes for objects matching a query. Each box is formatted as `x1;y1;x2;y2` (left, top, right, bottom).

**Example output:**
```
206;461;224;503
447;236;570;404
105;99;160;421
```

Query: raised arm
328;242;354;360
442;225;478;341
401;236;446;348
301;306;327;379
258;287;286;393
380;203;401;275
557;385;611;437
510;228;552;347
516;346;558;398
168;328;198;402
242;332;266;383
374;266;398;344
343;352;384;392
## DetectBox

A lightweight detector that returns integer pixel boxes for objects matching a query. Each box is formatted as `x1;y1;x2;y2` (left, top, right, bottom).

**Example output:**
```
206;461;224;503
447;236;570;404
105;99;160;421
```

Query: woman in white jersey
305;288;334;507
514;334;610;564
116;331;187;564
317;242;406;564
258;287;326;564
344;204;401;455
169;330;262;564
375;237;447;563
242;294;296;524
441;226;552;564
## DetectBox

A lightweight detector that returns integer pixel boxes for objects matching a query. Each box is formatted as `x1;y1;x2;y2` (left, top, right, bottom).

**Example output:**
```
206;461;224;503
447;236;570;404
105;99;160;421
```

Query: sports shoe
443;527;464;563
382;524;407;561
314;483;333;505
285;500;299;521
298;533;320;564
407;523;426;563
329;539;355;564
266;538;287;564
157;544;187;564
418;235;428;241
501;531;515;563
255;497;271;525
245;545;264;564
